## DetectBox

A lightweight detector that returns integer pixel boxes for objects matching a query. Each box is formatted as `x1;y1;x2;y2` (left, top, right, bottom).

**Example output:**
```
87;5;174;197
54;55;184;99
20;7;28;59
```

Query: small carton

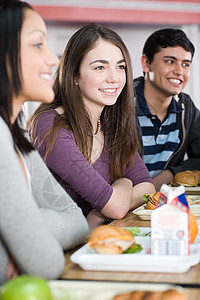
151;184;189;255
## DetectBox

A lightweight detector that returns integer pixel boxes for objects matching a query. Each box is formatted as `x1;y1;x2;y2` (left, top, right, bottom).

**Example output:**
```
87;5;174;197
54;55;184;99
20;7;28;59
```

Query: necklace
93;118;101;136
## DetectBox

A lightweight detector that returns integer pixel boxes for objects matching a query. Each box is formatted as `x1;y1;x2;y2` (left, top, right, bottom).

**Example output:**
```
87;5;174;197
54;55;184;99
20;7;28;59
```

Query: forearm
153;170;174;191
101;178;133;219
131;182;156;210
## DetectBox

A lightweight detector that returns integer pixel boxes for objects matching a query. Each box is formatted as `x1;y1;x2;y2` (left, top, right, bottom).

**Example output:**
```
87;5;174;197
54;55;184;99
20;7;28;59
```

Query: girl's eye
118;65;126;70
95;66;104;70
34;43;43;49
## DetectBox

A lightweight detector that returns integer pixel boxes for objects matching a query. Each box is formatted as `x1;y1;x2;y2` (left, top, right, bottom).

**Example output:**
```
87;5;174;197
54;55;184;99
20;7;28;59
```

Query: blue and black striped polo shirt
135;79;183;178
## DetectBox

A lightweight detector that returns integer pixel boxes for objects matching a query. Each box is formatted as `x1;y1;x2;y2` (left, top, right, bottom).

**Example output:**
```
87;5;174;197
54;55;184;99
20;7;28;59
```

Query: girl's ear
141;55;150;73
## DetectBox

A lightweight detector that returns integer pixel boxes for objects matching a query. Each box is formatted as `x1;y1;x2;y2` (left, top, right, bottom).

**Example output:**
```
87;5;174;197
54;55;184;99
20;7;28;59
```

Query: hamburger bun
146;192;160;210
174;171;198;187
192;170;200;182
88;225;135;254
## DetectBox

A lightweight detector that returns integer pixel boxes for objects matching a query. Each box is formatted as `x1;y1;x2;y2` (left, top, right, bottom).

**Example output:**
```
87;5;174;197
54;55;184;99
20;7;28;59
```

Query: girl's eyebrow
89;59;108;65
118;59;126;64
27;29;46;37
89;58;126;65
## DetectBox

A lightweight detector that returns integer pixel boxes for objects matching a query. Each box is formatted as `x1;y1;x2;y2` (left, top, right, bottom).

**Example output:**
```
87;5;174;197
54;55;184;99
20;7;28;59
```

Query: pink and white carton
151;184;189;256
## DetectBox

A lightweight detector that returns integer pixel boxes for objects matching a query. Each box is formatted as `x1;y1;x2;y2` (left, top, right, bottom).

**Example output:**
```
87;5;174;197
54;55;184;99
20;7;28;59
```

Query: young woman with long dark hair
28;23;155;231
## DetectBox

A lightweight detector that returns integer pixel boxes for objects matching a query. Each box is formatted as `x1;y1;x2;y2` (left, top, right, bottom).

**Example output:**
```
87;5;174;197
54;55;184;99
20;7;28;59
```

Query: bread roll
88;225;135;254
174;171;198;187
192;170;200;182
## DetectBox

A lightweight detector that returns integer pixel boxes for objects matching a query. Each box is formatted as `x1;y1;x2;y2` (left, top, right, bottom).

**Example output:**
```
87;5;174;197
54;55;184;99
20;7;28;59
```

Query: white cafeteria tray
70;231;200;273
133;195;200;220
48;280;185;300
132;204;151;220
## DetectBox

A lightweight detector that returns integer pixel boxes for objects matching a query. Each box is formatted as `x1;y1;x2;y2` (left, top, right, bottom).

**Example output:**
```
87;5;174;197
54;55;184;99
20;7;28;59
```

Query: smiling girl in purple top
28;23;155;231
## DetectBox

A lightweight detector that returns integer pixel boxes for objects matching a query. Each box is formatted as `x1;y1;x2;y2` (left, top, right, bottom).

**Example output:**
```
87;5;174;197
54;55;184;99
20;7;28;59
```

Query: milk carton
151;184;189;255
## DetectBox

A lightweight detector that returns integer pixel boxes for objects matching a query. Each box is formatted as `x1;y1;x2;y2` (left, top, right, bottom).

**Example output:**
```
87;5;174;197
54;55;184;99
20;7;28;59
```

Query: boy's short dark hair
142;28;195;64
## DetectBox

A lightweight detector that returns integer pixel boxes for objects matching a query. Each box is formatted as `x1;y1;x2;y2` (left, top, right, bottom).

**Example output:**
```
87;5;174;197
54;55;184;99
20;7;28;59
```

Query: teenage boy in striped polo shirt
135;28;200;191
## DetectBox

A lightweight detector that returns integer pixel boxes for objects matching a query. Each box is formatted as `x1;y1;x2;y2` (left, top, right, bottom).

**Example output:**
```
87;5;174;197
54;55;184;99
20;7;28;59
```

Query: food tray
132;204;151;220
181;186;200;195
70;232;200;273
189;195;200;215
190;205;200;216
48;280;185;300
133;195;200;220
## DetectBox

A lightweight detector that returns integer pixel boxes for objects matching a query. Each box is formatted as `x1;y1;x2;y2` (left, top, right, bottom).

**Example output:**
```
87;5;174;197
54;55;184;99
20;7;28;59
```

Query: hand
131;182;156;210
86;209;112;235
6;256;18;281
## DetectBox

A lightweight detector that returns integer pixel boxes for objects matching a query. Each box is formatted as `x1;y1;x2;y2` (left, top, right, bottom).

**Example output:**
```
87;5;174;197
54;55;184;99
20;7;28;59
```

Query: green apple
0;275;53;300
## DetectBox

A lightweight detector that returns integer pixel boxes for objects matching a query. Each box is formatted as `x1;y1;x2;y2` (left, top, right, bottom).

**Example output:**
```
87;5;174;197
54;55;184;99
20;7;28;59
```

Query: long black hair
0;0;34;153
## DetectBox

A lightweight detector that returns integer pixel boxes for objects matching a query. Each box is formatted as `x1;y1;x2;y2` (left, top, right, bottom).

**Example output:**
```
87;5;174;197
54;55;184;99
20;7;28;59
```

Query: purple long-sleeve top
31;110;153;216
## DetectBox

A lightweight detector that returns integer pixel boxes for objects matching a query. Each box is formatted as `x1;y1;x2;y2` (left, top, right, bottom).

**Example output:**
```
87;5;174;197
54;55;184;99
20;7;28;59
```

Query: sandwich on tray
143;192;160;210
88;225;135;254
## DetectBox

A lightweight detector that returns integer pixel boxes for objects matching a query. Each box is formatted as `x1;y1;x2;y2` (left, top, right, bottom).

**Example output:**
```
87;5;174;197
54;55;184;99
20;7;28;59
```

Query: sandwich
88;225;135;254
143;192;160;210
192;170;200;182
174;171;199;187
143;191;192;208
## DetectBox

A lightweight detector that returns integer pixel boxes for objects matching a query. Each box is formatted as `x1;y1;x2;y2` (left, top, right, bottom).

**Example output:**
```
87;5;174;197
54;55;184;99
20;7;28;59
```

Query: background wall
24;0;200;119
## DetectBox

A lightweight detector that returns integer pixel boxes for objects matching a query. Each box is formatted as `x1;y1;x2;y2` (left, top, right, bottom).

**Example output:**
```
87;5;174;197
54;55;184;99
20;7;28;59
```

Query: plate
188;195;200;201
188;195;200;216
125;226;151;236
190;205;200;216
70;234;200;273
48;280;185;300
133;196;200;219
132;204;151;220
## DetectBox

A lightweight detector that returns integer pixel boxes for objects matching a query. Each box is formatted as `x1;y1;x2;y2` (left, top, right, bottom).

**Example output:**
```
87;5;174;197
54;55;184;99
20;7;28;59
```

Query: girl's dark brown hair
0;0;34;153
28;23;138;181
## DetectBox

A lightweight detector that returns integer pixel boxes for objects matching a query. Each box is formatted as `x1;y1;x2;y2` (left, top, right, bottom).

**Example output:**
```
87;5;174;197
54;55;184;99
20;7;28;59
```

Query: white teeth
169;79;181;84
41;74;51;80
100;88;116;92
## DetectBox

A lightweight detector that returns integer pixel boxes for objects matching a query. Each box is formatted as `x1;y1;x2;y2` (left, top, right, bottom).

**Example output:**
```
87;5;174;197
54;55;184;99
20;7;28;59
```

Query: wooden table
60;212;200;289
